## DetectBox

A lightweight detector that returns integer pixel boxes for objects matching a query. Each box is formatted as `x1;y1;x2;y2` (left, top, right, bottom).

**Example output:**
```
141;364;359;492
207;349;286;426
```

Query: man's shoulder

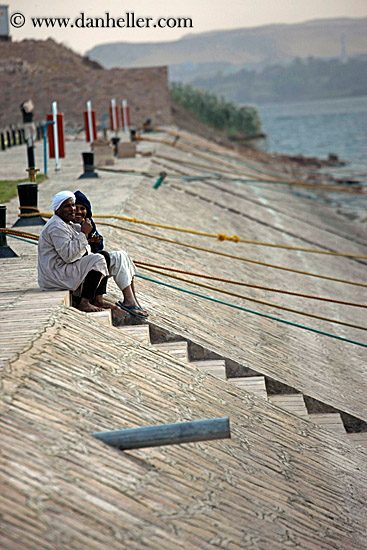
43;215;61;230
41;215;69;235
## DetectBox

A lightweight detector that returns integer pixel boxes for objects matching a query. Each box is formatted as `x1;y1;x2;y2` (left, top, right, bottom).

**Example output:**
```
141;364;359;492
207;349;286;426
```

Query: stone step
88;309;112;326
310;413;346;436
268;393;309;419
228;376;267;399
191;360;226;380
117;325;150;343
346;432;367;448
154;341;189;362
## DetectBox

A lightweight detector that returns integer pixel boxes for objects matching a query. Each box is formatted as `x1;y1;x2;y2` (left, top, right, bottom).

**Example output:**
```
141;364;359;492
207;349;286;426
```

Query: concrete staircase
88;312;367;446
268;393;309;420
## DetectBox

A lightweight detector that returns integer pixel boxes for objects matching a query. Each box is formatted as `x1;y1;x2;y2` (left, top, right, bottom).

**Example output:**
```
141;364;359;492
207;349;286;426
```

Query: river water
255;95;367;218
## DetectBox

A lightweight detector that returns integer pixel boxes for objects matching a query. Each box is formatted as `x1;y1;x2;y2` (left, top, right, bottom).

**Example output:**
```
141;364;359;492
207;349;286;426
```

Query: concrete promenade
1;129;367;549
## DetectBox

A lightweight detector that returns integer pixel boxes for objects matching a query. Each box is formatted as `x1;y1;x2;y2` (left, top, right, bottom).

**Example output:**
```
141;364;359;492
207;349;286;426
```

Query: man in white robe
38;191;109;312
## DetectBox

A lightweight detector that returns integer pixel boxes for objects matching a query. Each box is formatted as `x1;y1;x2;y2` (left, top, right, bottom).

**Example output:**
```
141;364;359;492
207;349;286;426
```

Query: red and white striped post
47;102;65;171
52;101;60;170
84;101;97;143
109;98;120;135
121;99;130;132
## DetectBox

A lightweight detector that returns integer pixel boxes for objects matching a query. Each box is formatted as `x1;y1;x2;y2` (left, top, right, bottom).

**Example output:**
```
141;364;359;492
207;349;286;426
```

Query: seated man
38;190;110;313
74;190;148;318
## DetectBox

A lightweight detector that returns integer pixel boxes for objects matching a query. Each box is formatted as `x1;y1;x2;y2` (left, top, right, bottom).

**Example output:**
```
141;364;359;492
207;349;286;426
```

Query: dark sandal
116;301;148;318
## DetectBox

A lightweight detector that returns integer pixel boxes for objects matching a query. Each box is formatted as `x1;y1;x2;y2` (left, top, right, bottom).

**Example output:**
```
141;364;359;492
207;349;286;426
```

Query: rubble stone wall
0;39;172;131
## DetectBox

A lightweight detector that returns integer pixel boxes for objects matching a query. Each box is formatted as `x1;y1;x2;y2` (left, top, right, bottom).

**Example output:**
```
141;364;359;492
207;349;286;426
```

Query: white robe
38;215;108;292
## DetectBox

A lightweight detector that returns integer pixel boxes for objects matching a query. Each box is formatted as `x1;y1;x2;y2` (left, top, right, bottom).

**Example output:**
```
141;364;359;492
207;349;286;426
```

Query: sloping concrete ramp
1;306;367;549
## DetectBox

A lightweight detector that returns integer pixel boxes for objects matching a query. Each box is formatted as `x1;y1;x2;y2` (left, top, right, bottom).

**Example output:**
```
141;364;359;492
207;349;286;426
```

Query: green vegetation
0;174;48;204
170;82;263;140
191;56;367;103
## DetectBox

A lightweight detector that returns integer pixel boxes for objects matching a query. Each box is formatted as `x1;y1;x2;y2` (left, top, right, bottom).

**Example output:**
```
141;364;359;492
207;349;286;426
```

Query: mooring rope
3;224;366;288
137;264;367;331
135;274;367;348
134;261;367;308
17;208;367;259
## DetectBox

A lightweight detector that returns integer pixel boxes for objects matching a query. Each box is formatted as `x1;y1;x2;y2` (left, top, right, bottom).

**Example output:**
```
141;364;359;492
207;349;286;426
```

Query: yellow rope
4;224;365;301
12;203;367;264
93;215;367;259
96;221;367;287
139;265;367;331
18;208;367;258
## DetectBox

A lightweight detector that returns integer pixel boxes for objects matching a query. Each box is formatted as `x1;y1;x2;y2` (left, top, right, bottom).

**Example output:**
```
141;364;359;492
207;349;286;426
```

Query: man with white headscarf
38;191;110;312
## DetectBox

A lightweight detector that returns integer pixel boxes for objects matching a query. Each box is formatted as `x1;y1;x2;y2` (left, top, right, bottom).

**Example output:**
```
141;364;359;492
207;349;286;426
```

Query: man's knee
97;250;111;270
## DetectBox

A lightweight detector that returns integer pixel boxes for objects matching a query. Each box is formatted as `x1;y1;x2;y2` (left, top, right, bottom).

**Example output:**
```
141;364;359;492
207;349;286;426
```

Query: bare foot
93;298;119;311
77;300;104;313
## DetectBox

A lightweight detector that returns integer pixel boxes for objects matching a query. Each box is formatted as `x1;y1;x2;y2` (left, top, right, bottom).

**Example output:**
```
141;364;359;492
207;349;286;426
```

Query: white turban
52;191;75;212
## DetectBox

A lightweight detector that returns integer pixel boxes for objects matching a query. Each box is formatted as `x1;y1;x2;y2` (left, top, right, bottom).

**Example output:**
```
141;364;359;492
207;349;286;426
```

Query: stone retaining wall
0;39;172;130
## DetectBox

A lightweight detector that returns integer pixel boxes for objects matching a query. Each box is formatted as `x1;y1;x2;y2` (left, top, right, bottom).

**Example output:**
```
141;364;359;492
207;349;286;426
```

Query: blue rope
7;233;366;348
136;274;367;348
4;233;38;245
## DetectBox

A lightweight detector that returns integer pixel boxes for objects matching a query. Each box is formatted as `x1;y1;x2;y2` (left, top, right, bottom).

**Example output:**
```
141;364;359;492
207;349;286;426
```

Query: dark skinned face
74;204;88;224
56;198;76;223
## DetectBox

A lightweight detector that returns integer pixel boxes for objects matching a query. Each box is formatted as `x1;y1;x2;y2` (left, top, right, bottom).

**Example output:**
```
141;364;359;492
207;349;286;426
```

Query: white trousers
109;250;136;291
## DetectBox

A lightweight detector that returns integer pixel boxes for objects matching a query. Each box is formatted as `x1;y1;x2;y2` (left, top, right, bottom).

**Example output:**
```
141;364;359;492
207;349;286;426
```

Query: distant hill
191;56;367;103
87;17;367;82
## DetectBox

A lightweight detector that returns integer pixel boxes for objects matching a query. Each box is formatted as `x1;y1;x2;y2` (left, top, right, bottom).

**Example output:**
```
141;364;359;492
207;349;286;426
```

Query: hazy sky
6;0;367;54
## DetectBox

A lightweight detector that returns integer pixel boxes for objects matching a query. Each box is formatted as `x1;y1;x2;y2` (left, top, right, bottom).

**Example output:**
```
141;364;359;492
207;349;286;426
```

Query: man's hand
80;218;93;236
88;233;102;243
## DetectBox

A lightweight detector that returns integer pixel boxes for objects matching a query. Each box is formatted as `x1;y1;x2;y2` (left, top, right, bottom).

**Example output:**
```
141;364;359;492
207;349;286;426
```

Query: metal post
1;133;5;151
27;144;35;169
122;99;129;132
43;120;54;175
153;171;167;189
6;130;11;147
36;123;42;141
52;101;60;171
25;137;39;183
13;183;46;227
87;100;93;144
92;417;231;450
17;128;23;145
0;205;18;258
111;98;117;136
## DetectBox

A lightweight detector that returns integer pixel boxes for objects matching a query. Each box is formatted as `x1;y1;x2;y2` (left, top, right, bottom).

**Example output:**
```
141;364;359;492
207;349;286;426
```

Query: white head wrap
52;191;75;212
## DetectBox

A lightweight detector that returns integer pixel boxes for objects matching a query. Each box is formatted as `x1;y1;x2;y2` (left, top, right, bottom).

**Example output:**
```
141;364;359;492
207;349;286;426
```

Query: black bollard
111;136;120;156
6;130;11;148
129;128;136;142
13;183;46;227
18;128;23;145
21;128;25;143
1;133;5;151
78;151;99;179
0;205;18;258
11;126;17;146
